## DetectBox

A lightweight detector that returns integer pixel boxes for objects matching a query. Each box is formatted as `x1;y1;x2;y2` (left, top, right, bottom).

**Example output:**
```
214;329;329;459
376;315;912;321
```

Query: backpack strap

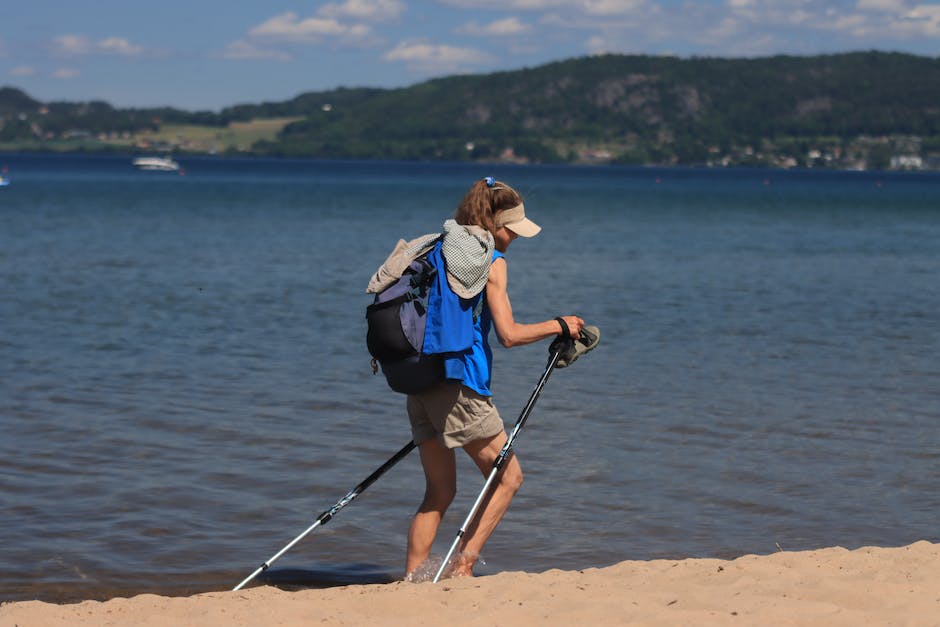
471;293;485;321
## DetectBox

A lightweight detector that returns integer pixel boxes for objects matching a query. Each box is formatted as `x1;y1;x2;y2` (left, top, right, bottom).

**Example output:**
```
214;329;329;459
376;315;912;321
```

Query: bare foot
449;566;473;577
449;551;477;577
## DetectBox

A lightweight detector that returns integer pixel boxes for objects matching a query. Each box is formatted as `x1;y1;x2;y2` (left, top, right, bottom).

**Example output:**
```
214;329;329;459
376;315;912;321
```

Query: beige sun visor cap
495;203;541;237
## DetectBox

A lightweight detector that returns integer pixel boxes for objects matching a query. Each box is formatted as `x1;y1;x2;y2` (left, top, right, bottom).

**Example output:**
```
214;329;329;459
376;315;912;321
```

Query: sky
2;0;939;111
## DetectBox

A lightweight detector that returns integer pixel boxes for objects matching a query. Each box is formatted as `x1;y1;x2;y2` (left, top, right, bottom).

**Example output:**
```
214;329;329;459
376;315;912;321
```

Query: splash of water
404;556;443;583
404;553;486;583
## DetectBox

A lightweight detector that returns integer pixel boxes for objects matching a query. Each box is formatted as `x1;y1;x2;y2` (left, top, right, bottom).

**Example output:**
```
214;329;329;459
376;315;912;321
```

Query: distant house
890;155;923;170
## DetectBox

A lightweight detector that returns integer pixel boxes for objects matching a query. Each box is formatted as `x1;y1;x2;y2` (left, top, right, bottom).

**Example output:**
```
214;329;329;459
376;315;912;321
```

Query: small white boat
0;176;9;187
133;156;180;171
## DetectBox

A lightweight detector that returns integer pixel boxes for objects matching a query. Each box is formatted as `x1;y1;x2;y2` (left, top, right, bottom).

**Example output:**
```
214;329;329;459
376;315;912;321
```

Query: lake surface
1;153;938;602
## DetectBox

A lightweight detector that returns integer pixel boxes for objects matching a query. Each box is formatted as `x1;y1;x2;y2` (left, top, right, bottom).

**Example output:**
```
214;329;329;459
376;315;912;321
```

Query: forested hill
2;51;939;168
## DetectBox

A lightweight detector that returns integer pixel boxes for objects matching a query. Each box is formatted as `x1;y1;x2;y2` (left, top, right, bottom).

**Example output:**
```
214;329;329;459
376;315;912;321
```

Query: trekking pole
233;439;417;591
432;347;565;583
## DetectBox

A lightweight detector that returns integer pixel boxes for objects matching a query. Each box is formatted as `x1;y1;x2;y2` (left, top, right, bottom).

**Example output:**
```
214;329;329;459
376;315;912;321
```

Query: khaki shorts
407;382;504;449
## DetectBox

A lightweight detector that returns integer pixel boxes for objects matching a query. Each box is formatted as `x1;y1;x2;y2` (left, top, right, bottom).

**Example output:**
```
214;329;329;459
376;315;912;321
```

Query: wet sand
2;541;938;626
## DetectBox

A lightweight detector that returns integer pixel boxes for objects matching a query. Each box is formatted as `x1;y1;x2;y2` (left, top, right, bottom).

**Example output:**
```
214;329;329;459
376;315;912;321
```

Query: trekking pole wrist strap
554;316;571;339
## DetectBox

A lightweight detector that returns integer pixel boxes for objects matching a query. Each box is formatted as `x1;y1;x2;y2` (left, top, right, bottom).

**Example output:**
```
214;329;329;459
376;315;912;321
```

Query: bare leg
405;438;456;576
451;431;523;576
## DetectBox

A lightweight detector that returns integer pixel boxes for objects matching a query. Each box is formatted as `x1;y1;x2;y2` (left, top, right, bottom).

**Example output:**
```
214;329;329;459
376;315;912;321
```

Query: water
1;153;938;603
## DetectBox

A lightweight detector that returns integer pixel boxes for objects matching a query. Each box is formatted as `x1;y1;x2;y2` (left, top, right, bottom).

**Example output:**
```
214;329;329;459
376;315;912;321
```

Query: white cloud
856;0;909;11
643;0;940;51
439;0;567;8
55;34;93;56
226;6;391;62
318;0;405;21
9;65;36;76
900;3;940;34
234;0;940;71
54;34;146;57
384;40;493;72
441;0;652;13
582;0;647;16
250;13;349;40
828;13;872;36
221;40;293;61
458;17;531;36
474;0;940;59
97;37;145;56
778;1;940;38
248;11;372;43
52;68;80;79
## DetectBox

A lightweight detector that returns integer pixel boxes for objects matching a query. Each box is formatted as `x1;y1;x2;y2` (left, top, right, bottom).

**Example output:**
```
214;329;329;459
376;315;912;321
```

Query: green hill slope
2;51;939;168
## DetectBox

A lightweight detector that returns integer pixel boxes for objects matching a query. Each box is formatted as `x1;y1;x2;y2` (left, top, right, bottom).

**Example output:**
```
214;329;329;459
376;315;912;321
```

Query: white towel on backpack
366;221;494;298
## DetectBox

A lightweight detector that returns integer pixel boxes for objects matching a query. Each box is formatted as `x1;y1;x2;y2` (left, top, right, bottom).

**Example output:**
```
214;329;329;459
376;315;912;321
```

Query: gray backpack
366;252;445;394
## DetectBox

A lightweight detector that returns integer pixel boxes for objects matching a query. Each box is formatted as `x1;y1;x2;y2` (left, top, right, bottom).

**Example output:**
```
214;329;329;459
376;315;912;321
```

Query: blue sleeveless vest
422;246;502;397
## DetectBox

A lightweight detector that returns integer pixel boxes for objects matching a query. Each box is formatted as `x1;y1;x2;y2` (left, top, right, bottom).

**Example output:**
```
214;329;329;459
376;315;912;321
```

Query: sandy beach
2;541;938;626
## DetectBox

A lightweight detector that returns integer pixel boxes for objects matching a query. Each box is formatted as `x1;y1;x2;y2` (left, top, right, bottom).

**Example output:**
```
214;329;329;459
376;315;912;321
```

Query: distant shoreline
3;149;940;176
